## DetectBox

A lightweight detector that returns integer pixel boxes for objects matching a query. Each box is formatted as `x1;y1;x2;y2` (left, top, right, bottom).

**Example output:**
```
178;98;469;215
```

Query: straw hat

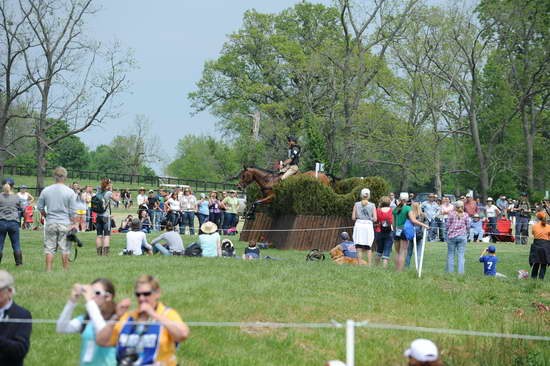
200;221;218;234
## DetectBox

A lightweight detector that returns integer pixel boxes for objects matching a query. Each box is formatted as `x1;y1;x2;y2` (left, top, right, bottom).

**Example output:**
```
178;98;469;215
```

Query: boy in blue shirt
479;245;505;277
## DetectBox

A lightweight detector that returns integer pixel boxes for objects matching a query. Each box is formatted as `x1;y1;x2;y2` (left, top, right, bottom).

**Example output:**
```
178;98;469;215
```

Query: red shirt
375;208;393;233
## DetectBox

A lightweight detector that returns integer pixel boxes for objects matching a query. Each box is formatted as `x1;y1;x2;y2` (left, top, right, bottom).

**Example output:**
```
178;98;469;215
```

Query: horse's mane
247;166;277;175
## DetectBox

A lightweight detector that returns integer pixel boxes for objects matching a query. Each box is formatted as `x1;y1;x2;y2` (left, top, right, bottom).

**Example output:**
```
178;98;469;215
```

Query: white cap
487;197;494;201
325;361;346;366
404;339;438;362
360;188;370;198
399;192;409;201
0;270;15;294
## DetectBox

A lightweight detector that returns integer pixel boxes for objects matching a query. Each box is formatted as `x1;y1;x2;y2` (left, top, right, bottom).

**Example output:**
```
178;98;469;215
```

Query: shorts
96;216;111;236
394;229;407;241
355;244;371;250
44;223;71;255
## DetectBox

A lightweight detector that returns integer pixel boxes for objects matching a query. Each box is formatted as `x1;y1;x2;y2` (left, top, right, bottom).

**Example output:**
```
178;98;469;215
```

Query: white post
418;227;427;278
346;319;355;366
413;234;418;270
315;162;320;178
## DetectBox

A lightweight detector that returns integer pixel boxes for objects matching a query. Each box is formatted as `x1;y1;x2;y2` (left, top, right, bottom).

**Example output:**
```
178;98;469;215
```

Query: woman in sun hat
198;221;221;257
404;339;443;366
351;188;377;265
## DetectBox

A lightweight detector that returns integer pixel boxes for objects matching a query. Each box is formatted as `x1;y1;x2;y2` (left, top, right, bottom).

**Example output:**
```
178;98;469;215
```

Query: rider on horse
279;135;301;180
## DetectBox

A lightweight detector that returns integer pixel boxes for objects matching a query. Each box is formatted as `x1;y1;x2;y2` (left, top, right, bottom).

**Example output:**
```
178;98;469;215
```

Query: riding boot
102;247;110;256
96;247;102;256
14;251;22;266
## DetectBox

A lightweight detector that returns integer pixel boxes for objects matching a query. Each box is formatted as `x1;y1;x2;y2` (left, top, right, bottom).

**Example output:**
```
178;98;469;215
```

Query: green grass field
3;222;550;365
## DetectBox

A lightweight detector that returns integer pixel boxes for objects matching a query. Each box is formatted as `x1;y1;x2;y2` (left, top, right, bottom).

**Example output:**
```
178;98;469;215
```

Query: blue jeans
427;219;438;241
197;213;209;231
405;239;423;268
0;220;21;253
515;216;529;244
223;212;237;234
447;235;467;274
375;231;393;260
154;243;172;256
180;211;195;235
150;210;163;232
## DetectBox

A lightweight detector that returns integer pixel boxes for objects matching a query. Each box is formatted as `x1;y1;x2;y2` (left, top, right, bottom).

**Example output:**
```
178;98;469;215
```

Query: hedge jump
240;213;354;252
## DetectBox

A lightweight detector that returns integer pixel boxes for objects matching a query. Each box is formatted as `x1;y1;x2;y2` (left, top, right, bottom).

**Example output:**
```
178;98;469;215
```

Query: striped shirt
445;211;470;239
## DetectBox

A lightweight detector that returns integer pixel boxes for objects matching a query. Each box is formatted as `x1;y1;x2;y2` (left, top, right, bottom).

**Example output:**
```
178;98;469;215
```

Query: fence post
346;320;355;366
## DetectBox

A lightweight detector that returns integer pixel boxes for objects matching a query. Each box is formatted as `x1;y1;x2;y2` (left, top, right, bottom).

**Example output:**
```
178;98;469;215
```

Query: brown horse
235;166;331;217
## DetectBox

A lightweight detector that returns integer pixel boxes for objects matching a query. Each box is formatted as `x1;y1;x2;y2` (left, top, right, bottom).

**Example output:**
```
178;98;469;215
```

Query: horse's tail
325;173;341;184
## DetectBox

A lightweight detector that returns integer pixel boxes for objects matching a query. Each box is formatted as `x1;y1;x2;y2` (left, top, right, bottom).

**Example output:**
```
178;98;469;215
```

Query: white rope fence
2;317;549;366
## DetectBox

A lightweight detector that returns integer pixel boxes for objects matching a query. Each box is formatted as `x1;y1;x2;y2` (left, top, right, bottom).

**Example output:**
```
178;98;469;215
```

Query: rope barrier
2;318;550;341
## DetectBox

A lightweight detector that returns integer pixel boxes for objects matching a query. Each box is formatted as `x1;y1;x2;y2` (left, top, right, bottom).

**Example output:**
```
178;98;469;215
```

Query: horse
234;166;331;218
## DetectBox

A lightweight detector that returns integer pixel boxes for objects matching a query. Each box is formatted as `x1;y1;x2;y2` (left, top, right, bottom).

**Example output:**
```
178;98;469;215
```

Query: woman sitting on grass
151;222;184;256
125;218;152;255
56;278;130;366
139;210;151;233
118;215;133;233
198;221;221;257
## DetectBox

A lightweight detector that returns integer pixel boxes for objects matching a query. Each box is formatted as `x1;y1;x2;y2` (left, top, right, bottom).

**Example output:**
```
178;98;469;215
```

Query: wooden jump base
240;213;354;251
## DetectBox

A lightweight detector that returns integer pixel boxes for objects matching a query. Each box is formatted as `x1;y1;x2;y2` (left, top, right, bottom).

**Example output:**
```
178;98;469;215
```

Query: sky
82;0;321;172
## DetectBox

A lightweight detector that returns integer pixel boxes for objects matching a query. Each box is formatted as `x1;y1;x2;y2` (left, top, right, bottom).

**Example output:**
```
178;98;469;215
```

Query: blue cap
1;177;14;186
487;245;496;253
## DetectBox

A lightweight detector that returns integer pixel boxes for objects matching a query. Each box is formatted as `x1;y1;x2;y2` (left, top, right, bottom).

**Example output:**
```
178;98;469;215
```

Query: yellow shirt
110;302;183;366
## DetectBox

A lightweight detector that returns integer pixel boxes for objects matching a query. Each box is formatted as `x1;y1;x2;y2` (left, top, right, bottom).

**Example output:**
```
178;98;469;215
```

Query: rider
279;135;301;180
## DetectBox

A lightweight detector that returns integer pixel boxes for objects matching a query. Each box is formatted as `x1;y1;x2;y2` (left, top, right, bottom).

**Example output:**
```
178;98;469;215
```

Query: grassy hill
4;225;550;365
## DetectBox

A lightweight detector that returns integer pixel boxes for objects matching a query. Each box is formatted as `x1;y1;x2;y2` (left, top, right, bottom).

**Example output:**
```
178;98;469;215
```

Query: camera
118;348;139;366
66;228;83;248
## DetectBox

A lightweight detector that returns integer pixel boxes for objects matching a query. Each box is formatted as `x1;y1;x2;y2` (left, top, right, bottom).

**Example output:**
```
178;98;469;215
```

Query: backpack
91;191;108;214
184;242;202;257
306;249;325;261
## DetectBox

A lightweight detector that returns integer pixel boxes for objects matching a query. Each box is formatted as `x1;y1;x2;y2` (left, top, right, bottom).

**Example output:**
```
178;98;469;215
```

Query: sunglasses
135;291;153;298
94;290;108;297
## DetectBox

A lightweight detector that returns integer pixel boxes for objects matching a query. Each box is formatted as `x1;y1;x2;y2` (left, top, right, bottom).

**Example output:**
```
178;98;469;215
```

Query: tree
478;0;550;193
167;135;240;182
18;0;133;190
0;0;39;173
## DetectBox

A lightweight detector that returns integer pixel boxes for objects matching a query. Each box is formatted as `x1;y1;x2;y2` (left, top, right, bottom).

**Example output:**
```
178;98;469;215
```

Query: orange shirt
532;222;550;240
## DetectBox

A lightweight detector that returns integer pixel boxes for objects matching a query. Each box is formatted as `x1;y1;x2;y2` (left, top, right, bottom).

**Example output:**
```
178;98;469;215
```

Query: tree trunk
0;122;6;178
36;134;47;192
434;144;442;197
400;170;409;193
467;90;489;201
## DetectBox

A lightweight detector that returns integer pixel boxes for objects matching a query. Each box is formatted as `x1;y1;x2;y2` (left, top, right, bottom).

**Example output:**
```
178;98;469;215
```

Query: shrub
267;175;390;217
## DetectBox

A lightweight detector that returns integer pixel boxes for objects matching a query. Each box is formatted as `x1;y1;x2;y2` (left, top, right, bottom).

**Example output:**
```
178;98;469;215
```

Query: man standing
83;186;93;231
147;190;160;232
464;194;478;217
94;179;115;256
421;194;440;242
496;196;508;219
0;270;32;366
179;188;197;235
513;193;531;245
37;167;77;272
280;135;301;180
389;192;398;209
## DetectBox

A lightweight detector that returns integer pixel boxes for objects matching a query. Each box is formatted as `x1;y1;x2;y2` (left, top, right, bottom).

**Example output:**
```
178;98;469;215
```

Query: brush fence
240;213;354;251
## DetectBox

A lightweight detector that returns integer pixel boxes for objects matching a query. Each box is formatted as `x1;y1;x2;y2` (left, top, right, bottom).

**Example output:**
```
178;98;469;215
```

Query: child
479;245;505;278
470;214;484;242
243;240;260;260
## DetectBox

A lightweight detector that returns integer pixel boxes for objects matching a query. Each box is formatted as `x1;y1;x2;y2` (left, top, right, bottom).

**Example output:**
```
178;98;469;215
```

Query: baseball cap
325;361;346;366
340;232;350;241
399;192;409;201
1;177;14;186
488;245;496;253
404;339;438;362
0;270;15;293
148;190;154;193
